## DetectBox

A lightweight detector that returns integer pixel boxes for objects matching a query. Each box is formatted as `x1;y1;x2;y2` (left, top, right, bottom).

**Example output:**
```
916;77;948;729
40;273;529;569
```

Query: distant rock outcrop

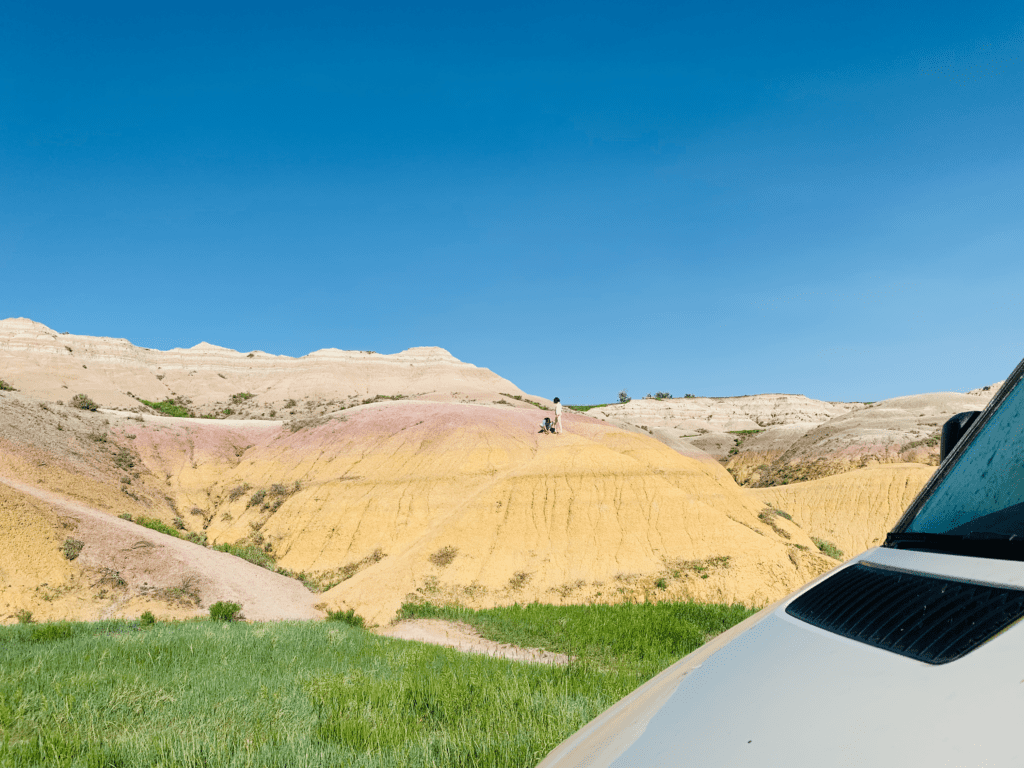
591;388;996;486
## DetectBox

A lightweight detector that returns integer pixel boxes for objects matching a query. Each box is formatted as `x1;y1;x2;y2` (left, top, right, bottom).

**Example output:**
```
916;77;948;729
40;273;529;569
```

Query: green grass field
0;601;756;767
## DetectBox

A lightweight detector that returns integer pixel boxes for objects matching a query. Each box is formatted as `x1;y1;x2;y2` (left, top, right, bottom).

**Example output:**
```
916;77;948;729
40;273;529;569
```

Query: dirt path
0;475;323;622
376;619;570;665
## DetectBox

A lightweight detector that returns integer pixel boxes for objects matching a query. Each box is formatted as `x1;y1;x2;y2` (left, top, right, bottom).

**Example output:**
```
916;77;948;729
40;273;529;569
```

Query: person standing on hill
553;397;563;434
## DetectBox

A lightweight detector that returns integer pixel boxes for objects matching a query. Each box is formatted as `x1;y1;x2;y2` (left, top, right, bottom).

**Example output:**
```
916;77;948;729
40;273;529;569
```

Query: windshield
903;372;1024;538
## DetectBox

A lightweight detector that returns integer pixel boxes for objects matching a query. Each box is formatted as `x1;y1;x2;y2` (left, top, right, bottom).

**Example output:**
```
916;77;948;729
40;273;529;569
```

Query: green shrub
209;601;243;622
0;379;15;391
139;611;156;626
246;489;267;508
185;531;208;546
15;609;33;624
811;537;844;560
118;512;133;522
213;542;277;570
230;392;254;404
69;393;99;411
139;398;192;418
134;516;180;538
325;608;365;628
61;537;84;561
618;389;630;403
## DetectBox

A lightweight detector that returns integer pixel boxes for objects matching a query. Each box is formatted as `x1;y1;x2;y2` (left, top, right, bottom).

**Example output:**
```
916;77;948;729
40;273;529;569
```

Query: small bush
655;392;672;400
0;379;15;391
285;399;297;408
227;483;251;501
70;393;99;411
428;545;458;568
812;537;844;560
247;489;266;508
159;576;201;607
209;601;243;622
231;392;254;404
654;577;668;590
508;571;532;590
618;389;630;403
139;611;156;626
118;512;133;522
15;609;33;624
325;608;365;628
61;537;84;561
185;531;209;546
96;568;127;588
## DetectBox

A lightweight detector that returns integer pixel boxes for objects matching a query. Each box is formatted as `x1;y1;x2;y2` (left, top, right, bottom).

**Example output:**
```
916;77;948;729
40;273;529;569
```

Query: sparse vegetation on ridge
500;392;550;410
0;379;15;391
133;516;180;538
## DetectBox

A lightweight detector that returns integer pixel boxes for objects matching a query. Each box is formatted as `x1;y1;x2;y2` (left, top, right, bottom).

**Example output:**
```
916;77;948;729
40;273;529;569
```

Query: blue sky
2;1;1022;403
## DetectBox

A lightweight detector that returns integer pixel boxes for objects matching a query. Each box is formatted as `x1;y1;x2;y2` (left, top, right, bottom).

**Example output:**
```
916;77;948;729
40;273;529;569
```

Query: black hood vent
785;563;1024;665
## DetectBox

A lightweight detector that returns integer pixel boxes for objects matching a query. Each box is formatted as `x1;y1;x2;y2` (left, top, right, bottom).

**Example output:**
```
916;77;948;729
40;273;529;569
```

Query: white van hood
539;547;1024;767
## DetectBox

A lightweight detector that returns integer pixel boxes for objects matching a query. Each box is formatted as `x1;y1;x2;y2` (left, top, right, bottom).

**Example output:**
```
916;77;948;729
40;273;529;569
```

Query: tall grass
0;601;755;767
399;600;756;680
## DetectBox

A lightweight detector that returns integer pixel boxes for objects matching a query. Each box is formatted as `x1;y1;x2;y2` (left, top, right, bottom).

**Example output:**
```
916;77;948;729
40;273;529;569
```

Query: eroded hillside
1;387;839;624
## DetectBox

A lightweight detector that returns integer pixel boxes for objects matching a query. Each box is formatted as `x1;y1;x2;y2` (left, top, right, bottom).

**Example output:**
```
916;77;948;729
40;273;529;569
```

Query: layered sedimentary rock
0;388;836;624
748;463;936;560
0;317;526;415
591;389;995;485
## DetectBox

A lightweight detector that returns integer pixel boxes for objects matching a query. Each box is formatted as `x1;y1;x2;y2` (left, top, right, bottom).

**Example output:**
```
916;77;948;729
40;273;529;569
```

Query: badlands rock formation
749;464;937;560
2;317;1000;626
0;384;836;624
591;389;994;486
0;317;528;415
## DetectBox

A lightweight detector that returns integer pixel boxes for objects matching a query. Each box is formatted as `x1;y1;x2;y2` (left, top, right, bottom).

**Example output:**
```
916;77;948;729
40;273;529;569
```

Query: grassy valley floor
0;601;755;768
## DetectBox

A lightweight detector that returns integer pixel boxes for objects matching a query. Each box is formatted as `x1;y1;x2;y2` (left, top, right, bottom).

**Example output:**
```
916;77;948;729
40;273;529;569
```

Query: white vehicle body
539;360;1024;768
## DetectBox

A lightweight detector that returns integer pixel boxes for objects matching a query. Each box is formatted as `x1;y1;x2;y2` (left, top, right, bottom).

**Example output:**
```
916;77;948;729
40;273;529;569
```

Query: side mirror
940;411;982;462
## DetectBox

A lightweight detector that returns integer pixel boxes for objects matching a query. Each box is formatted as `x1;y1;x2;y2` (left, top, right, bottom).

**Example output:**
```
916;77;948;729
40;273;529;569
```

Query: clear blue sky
2;2;1022;402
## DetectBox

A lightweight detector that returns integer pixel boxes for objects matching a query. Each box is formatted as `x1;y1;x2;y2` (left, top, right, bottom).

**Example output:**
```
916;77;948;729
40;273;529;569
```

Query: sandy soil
0;475;322;622
376;619;570;665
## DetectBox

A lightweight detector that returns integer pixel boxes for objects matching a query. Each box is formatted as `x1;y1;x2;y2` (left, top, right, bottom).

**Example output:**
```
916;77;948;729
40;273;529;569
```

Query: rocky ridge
590;388;996;486
0;317;527;417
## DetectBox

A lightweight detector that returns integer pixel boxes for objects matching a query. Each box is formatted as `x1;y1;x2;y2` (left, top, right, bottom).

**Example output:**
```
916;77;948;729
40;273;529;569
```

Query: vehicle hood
538;547;1024;767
